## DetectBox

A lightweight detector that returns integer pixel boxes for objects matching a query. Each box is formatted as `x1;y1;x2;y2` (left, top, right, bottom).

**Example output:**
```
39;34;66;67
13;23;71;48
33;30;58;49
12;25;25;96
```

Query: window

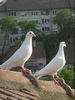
13;38;15;42
42;27;50;31
53;10;57;15
53;24;58;32
31;11;38;16
42;19;50;24
10;38;12;43
9;11;16;16
36;12;38;15
41;10;49;15
15;37;18;40
14;11;16;16
41;10;46;15
42;27;45;31
20;12;27;16
39;63;43;66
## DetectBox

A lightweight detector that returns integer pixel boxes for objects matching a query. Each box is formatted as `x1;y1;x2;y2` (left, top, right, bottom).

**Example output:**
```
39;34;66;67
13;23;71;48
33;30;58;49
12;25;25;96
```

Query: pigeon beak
33;34;36;37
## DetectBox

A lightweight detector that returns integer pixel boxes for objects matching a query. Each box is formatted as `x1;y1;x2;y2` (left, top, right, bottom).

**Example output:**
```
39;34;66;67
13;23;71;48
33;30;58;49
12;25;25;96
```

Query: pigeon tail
34;72;43;80
34;71;39;77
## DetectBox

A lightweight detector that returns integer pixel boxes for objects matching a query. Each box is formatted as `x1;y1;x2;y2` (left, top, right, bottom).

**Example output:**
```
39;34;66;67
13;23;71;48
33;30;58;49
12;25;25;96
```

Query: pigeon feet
20;68;30;74
53;78;60;85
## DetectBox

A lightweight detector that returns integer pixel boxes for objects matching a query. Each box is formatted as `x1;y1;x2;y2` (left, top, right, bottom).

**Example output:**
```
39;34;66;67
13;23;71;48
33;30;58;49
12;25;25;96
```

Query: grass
0;80;25;90
37;89;75;100
37;89;68;100
0;79;74;100
0;79;38;94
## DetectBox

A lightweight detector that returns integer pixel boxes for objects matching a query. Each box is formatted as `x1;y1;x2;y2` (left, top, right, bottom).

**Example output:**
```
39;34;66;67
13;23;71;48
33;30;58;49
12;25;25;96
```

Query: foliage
0;17;17;55
53;9;71;32
18;20;37;33
0;18;38;55
15;39;21;46
58;66;75;89
37;9;74;60
53;9;71;25
45;76;52;81
0;17;17;34
53;9;75;36
63;16;75;35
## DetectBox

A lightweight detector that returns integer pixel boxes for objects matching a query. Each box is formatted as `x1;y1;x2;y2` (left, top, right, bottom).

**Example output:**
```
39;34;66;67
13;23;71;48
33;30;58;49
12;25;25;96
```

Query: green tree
63;16;75;36
58;66;75;88
0;17;17;55
53;9;71;32
18;20;37;33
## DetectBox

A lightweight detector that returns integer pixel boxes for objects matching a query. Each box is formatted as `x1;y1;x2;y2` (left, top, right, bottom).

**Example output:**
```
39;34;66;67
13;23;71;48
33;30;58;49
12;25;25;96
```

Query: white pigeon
0;0;7;6
34;41;66;84
0;31;36;72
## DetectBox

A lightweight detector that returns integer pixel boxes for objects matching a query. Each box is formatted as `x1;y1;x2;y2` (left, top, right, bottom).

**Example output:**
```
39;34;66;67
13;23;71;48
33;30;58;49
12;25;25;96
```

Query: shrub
58;66;75;89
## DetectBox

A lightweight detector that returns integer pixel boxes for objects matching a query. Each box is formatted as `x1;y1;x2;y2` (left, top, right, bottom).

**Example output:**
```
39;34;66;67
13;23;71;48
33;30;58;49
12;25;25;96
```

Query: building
0;0;74;34
0;0;74;49
0;0;74;68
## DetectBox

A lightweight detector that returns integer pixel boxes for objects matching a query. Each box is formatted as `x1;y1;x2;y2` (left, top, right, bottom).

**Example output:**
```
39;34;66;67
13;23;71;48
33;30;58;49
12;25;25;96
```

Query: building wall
0;12;7;19
0;9;59;52
1;8;74;34
7;9;59;34
25;57;46;68
9;33;23;46
0;8;74;51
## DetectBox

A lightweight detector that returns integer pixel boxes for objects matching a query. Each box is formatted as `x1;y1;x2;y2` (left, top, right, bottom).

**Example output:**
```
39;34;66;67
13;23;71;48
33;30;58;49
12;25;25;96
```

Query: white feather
0;31;36;70
34;41;66;79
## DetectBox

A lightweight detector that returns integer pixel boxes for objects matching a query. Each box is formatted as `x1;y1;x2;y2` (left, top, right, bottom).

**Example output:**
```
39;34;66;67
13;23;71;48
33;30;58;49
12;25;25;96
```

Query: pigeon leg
52;75;60;85
55;73;59;78
55;73;63;83
21;64;30;74
22;68;30;74
53;78;60;85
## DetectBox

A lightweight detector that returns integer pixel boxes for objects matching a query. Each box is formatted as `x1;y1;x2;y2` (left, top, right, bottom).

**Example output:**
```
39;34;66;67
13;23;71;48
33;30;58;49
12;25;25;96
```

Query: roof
49;0;70;9
69;0;75;9
0;2;7;12
0;0;74;11
7;0;50;10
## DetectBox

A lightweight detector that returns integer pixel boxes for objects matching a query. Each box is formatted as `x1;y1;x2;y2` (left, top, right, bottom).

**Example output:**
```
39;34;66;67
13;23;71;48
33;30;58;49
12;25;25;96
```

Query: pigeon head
60;41;66;47
27;31;36;38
